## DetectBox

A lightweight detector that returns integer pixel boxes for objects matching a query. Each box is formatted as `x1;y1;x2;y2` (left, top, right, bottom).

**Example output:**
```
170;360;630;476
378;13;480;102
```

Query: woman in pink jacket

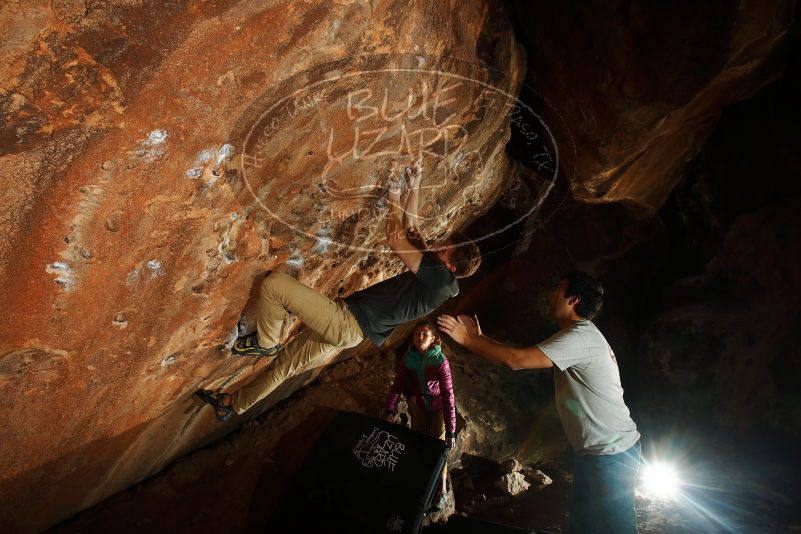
384;321;456;511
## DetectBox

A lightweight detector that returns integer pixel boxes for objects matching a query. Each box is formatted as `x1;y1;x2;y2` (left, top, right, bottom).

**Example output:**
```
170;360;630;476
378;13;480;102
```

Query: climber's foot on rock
231;331;280;357
196;389;234;422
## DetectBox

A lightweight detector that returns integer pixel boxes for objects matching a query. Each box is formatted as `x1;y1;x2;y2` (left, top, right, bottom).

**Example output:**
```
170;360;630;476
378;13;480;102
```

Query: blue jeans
569;441;641;534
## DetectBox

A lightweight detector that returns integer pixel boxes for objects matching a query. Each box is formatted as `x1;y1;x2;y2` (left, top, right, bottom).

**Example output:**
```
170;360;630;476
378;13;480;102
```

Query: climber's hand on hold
388;165;407;198
388;179;403;198
405;158;423;189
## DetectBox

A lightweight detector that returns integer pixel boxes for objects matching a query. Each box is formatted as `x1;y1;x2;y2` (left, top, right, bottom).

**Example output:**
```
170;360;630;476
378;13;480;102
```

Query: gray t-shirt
537;320;640;455
344;253;458;346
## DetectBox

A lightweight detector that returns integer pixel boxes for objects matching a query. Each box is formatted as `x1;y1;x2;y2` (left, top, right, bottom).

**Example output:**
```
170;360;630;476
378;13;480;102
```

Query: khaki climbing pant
409;397;448;481
409;397;446;440
231;271;364;414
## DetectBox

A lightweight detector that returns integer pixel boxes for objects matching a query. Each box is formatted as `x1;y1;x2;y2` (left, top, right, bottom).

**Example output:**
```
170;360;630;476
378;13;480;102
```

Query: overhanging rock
0;0;527;530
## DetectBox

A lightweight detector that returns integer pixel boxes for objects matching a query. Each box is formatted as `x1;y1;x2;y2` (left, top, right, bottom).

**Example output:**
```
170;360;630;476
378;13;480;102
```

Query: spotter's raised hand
437;314;474;346
457;314;482;336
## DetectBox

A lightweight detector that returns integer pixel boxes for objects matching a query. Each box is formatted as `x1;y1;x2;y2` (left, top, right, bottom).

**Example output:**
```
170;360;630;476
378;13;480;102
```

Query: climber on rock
437;272;641;534
196;159;482;421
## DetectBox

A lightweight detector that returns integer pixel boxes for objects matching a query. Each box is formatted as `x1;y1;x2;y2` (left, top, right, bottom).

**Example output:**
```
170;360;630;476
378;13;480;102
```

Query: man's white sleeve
536;328;590;371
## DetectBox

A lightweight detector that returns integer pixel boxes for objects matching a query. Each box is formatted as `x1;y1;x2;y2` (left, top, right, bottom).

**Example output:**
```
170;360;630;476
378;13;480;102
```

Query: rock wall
0;0;526;530
455;24;801;442
507;0;797;211
625;57;801;437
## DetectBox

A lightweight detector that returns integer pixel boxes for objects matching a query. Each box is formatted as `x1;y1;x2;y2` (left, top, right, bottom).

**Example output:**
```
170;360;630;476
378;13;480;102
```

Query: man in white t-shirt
438;271;641;533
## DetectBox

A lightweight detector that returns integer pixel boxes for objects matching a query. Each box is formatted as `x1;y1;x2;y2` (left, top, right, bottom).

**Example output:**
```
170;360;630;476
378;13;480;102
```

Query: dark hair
564;271;604;319
406;321;442;349
445;232;482;278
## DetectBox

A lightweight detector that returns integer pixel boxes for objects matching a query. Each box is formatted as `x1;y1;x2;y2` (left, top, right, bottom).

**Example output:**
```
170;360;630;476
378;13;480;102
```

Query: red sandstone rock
0;1;525;530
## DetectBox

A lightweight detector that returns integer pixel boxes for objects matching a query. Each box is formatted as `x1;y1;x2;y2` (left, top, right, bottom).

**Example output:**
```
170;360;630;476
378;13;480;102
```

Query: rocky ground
53;341;555;532
442;446;801;533
53;344;801;533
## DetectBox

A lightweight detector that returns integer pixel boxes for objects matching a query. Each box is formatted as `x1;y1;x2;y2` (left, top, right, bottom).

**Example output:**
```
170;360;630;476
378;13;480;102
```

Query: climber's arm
387;183;423;274
405;228;427;252
402;159;428;251
403;160;422;232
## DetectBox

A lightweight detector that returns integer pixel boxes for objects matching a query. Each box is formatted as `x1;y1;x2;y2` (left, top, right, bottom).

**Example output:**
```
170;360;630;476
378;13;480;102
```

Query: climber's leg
231;323;361;414
428;409;448;502
254;271;361;348
410;400;449;511
408;397;429;434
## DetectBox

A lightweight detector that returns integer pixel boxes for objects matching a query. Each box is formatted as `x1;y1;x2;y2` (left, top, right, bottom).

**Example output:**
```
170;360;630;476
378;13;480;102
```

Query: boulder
0;0;525;530
527;469;553;486
508;0;797;211
495;472;531;496
498;458;523;474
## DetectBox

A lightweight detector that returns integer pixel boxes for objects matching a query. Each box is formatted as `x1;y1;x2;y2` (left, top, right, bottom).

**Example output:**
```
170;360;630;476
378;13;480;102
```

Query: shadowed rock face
0;0;527;530
508;0;797;211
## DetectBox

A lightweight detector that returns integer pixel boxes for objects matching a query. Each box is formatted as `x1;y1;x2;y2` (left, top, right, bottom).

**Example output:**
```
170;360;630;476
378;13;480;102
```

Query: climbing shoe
195;389;234;422
231;331;280;357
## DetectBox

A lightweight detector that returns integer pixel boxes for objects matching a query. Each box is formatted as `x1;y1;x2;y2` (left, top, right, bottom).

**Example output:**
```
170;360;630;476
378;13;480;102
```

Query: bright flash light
641;461;681;499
